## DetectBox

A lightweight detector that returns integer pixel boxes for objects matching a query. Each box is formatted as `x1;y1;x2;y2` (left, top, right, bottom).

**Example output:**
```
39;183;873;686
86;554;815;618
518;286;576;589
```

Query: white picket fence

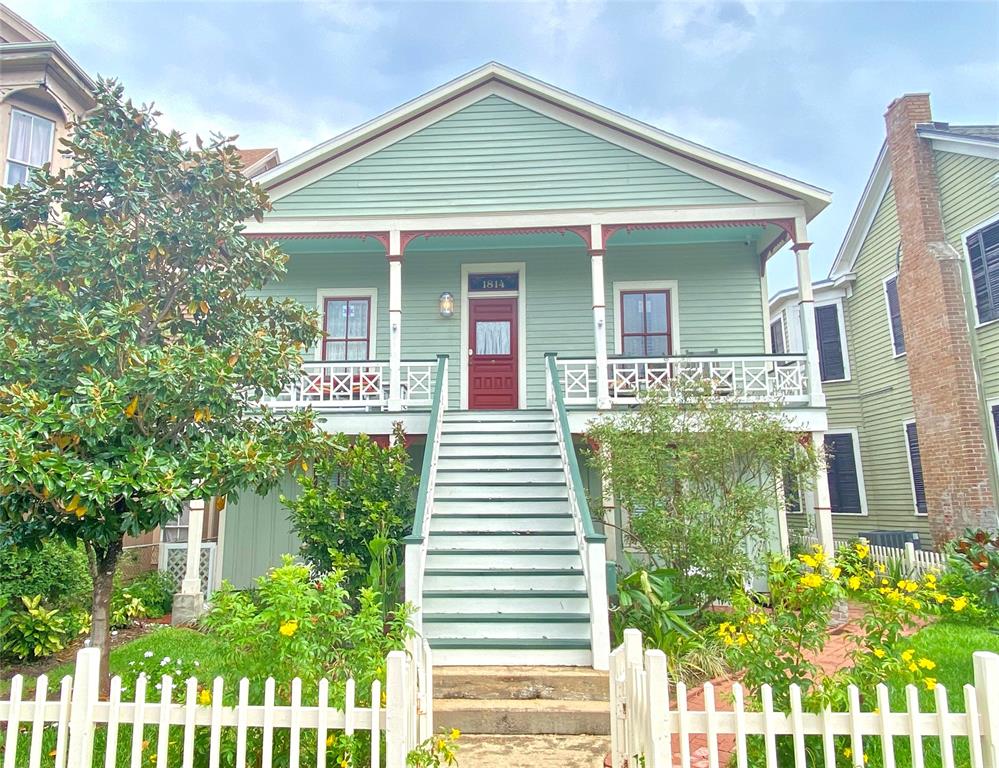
830;538;948;577
0;637;433;768
610;628;999;768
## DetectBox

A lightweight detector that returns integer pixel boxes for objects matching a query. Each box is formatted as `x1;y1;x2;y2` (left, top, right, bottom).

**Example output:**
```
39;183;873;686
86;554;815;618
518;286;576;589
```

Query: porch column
792;231;826;408
172;498;206;625
590;224;611;409
388;230;403;411
811;432;836;555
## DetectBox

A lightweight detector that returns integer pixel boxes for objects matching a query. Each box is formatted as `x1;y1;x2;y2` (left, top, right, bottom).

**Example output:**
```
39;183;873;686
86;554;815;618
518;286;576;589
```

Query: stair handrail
404;354;448;630
545;353;610;670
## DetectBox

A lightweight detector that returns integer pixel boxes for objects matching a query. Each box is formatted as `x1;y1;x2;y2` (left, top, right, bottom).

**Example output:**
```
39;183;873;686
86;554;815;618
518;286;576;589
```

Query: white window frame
5;108;55;186
961;210;999;330
825;428;869;516
903;418;928;517
815;297;851;382
612;280;680;355
315;287;378;362
882;272;906;358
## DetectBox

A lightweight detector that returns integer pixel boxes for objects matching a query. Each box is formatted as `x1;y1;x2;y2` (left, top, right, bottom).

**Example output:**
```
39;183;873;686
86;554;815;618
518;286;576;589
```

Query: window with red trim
322;297;371;361
620;290;671;356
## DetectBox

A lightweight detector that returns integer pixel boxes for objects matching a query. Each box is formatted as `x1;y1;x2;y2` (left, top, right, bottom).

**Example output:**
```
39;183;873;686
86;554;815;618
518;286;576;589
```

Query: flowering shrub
723;542;949;766
941;528;999;623
407;729;460;767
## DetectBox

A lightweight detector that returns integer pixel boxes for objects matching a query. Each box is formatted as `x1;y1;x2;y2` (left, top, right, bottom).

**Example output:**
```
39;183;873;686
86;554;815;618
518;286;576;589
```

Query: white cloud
658;0;786;58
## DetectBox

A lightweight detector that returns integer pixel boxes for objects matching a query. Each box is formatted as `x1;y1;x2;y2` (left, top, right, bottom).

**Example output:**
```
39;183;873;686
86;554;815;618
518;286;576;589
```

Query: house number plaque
468;273;518;292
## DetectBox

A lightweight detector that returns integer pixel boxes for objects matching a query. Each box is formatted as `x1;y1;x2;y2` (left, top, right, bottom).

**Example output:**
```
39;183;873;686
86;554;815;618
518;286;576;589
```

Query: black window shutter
815;305;845;381
770;318;786;354
885;276;905;355
905;422;928;515
968;221;999;324
991;404;999;455
824;433;862;514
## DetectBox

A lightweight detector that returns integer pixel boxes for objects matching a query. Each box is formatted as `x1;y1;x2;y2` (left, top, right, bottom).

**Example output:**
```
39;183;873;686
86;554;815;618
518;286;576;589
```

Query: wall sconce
439;291;454;318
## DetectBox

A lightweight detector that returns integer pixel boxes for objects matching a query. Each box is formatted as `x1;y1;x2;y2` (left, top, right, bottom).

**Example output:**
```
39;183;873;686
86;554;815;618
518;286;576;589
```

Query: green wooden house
772;94;999;550
211;63;833;669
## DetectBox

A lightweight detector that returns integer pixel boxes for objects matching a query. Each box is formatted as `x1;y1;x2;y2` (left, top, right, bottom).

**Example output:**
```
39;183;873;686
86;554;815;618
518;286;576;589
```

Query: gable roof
236;147;280;178
258;62;831;219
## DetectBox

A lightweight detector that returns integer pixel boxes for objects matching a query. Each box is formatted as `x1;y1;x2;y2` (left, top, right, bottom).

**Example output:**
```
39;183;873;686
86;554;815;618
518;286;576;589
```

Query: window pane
4;161;28;187
475;321;511;355
346;340;367;360
622;335;645;356
8;111;32;163
622;293;644;334
644;292;669;333
28;116;53;167
770;319;786;354
325;300;347;338
347;299;369;338
325;340;346;361
645;334;669;357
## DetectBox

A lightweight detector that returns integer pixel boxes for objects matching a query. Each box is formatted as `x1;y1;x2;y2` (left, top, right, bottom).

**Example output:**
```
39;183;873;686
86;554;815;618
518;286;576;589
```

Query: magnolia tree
587;387;819;609
0;80;319;682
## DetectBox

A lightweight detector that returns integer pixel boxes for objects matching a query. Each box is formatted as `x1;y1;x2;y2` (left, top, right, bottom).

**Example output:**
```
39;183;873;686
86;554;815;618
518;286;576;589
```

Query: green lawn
859;619;999;768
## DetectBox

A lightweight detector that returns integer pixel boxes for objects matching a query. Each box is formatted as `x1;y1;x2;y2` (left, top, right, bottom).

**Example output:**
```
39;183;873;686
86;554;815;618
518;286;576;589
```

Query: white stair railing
546;353;610;671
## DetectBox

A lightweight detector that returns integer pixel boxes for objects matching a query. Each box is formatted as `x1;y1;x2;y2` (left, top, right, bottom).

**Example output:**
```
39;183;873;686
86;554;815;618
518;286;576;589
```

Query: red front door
469;297;518;410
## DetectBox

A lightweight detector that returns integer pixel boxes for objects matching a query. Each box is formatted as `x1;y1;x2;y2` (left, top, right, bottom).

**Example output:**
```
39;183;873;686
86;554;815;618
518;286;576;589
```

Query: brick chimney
885;93;997;544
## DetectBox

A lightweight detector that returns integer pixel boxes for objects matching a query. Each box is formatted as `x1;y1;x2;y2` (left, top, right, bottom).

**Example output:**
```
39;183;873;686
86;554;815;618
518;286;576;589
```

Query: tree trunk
87;539;122;695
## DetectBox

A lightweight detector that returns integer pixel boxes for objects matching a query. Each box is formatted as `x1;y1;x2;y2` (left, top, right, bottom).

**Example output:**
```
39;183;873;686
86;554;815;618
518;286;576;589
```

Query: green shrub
0;539;91;610
611;562;695;647
109;590;148;629
941;528;999;624
283;425;416;597
123;570;175;617
1;595;68;660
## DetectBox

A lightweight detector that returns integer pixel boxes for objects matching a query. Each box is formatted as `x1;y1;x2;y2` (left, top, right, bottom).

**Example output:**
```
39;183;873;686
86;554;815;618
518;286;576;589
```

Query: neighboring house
236;147;280;178
197;62;834;669
0;4;95;185
771;93;999;549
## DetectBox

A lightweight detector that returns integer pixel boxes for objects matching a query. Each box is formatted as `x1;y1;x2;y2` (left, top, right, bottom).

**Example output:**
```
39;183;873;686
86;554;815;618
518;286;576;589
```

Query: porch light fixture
439;291;454;318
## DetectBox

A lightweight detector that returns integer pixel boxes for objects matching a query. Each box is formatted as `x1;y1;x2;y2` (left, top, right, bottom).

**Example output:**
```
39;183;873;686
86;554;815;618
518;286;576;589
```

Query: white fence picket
606;630;999;768
0;637;433;768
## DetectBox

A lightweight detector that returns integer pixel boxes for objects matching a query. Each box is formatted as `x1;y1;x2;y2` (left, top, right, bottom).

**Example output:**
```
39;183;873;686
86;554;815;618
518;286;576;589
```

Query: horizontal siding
825;182;928;539
221;475;301;589
935;151;999;399
271;95;749;217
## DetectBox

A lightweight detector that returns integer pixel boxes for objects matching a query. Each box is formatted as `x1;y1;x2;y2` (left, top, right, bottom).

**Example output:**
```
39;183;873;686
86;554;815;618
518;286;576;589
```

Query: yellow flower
855;543;870;559
718;622;733;635
830;566;841;579
952;596;969;612
918;658;936;670
436;739;446;751
843;748;852;758
326;735;335;747
449;728;460;740
933;592;948;604
901;649;914;662
198;689;211;705
924;677;937;691
150;755;157;765
873;648;886;659
800;573;823;589
848;576;862;591
800;554;818;568
908;663;918;672
279;620;299;637
340;759;349;768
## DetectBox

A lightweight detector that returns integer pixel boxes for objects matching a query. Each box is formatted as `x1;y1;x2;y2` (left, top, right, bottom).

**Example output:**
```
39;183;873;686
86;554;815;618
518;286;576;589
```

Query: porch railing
263;360;438;410
556;354;810;407
545;353;610;670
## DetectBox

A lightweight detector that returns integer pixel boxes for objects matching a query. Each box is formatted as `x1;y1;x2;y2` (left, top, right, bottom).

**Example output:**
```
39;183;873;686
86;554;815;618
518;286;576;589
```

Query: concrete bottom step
433;698;611;735
435;666;609;702
454;734;609;768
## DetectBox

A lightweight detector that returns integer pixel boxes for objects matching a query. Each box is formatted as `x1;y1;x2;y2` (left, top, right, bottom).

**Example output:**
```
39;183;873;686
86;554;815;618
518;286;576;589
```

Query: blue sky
13;0;999;291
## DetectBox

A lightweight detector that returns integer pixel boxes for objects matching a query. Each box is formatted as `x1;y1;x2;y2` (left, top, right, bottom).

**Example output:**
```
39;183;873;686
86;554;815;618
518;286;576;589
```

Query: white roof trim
242;149;280;178
828;143;891;279
257;62;831;219
768;275;855;316
917;131;999;161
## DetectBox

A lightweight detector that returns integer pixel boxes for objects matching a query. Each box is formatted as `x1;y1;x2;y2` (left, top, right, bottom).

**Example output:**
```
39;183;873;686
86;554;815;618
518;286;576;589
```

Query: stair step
442;420;554;433
423;569;585;590
430;514;575;533
423;618;590;641
436;456;563;470
433;499;570;515
433;698;609;735
441;433;559;445
438;443;561;458
421;591;589;612
434;485;568;500
425;550;583;568
428;637;590;649
435;468;565;484
434;666;609;701
428;532;576;550
444;410;552;422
